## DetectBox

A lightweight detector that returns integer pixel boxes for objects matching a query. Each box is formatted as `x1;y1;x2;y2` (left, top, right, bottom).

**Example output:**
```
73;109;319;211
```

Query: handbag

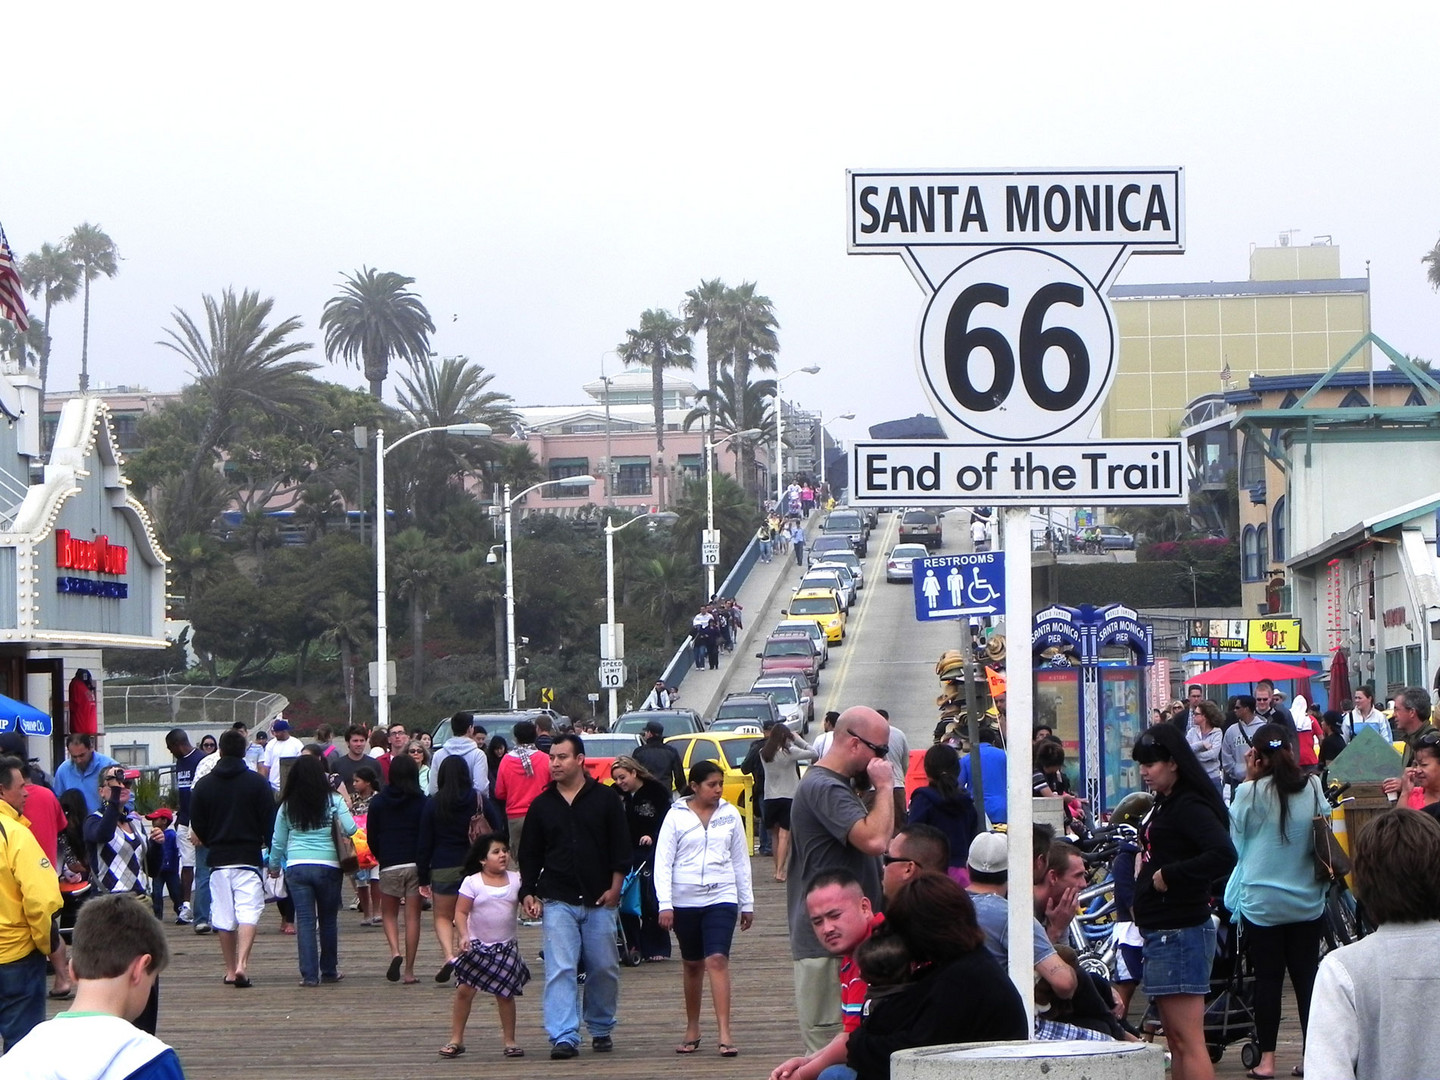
332;806;360;874
1310;778;1351;883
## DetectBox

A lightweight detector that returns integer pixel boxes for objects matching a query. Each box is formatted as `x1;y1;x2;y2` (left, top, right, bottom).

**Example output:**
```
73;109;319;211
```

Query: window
111;745;148;767
1239;435;1266;488
614;458;652;496
1385;647;1405;693
545;459;590;498
1257;525;1269;579
1242;525;1260;581
677;454;702;481
1339;389;1371;408
1272;497;1287;563
1408;644;1424;688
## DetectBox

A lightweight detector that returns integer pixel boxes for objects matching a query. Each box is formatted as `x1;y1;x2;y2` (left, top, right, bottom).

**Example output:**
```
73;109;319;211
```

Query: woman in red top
68;670;97;735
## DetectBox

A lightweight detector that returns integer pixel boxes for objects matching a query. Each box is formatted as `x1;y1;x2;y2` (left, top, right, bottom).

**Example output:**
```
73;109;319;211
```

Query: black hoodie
367;784;427;869
190;756;277;869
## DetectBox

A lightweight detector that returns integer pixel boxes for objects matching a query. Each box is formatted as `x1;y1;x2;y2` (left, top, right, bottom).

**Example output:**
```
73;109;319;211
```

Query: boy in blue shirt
145;808;183;921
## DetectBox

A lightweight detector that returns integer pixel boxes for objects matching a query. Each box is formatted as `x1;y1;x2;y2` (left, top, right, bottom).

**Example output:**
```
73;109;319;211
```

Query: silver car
809;562;859;607
885;543;931;583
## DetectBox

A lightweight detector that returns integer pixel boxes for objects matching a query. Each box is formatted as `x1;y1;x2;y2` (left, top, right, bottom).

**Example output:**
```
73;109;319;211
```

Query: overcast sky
8;3;1436;445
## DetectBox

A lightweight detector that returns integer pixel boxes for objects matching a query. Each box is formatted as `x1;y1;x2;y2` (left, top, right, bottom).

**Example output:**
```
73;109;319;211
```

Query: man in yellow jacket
0;753;63;1050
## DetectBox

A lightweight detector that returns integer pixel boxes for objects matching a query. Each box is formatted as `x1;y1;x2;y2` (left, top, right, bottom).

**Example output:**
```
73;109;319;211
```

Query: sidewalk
677;521;816;721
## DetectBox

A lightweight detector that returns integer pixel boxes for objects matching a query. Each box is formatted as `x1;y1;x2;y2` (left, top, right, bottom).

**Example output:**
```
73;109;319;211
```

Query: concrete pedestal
892;1040;1165;1080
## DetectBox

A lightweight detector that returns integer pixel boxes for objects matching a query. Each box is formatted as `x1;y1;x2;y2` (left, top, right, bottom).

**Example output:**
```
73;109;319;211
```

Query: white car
886;542;931;583
817;549;865;590
795;569;852;610
809;561;859;607
773;619;830;667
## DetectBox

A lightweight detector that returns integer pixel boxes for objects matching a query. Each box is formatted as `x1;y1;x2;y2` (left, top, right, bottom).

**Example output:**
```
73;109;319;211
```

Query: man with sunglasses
786;706;893;1053
1220;695;1264;798
1381;688;1440;801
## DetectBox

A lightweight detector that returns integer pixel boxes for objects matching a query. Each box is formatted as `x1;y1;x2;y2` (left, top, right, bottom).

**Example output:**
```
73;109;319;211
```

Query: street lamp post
374;422;494;731
492;475;596;709
705;428;763;598
604;510;672;723
774;366;820;511
817;411;854;492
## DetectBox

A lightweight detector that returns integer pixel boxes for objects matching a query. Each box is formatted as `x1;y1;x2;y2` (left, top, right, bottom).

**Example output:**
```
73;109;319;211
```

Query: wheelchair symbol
966;568;999;606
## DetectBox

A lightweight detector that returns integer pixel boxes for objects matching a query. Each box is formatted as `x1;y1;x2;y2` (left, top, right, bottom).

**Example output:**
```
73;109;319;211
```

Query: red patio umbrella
1188;656;1321;686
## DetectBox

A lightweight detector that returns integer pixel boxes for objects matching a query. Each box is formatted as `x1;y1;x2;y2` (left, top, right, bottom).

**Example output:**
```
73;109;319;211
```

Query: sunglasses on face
853;734;889;758
881;853;915;867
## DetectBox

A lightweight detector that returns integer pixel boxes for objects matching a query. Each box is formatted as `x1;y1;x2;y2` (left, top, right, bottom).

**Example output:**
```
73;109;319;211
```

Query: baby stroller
616;865;644;967
1143;911;1261;1067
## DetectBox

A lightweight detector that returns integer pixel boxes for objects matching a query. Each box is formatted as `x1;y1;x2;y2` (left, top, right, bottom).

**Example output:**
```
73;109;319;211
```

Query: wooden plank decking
38;861;1302;1078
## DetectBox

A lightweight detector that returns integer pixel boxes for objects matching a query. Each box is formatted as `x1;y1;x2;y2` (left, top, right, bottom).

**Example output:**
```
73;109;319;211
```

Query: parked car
431;708;564;746
751;673;816;734
665;732;764;810
885;542;932;583
1072;524;1136;551
815;548;864;589
809;561;859;607
577;732;644;781
772;619;830;666
612;709;706;736
819;509;869;557
713;692;782;732
898;509;943;549
808;534;855;565
755;633;822;690
782;588;847;644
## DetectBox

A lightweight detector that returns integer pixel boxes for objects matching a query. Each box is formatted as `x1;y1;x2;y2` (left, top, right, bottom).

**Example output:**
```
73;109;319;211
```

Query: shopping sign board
846;168;1186;506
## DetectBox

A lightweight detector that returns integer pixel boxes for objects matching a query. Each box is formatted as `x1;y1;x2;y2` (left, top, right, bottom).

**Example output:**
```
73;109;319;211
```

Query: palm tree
321;267;435;399
66;223;119;392
617;308;695;453
398;354;517;432
683;373;777;435
1425;239;1440;292
159;289;318;536
717;283;779;490
20;242;79;400
0;317;47;371
681;278;730;430
319;594;373;720
636;553;698;651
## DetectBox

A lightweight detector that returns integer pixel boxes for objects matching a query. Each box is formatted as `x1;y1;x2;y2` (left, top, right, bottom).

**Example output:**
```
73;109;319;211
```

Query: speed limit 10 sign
920;247;1114;442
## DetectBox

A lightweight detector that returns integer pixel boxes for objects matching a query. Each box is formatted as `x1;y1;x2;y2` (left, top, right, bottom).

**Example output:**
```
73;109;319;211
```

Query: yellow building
1105;242;1371;438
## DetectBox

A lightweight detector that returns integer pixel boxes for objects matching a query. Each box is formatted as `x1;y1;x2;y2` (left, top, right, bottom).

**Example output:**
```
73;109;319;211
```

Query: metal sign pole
1002;506;1035;1028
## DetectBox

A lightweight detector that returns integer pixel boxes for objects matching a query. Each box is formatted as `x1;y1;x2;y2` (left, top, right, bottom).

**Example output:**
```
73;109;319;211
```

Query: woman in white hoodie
655;760;755;1058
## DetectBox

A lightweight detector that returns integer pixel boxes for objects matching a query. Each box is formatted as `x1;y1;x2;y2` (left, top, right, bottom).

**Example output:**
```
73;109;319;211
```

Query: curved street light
375;423;494;729
603;510;676;723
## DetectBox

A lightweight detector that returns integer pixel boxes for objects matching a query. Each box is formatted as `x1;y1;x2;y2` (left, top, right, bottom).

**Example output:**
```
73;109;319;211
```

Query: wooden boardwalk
41;861;1304;1078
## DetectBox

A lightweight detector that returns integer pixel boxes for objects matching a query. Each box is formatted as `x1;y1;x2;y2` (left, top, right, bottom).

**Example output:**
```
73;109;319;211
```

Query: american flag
0;223;29;332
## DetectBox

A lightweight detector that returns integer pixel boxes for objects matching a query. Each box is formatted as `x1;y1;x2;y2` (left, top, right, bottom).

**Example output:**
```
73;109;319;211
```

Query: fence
103;684;289;731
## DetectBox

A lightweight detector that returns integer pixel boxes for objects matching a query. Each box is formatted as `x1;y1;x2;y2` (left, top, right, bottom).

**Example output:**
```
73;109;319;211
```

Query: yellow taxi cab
665;731;763;828
784;587;847;644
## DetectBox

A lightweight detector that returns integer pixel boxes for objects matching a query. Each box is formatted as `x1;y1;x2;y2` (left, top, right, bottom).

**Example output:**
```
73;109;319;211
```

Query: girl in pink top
440;834;531;1059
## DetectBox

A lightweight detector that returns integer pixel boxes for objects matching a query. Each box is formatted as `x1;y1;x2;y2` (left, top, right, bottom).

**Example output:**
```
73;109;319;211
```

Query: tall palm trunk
79;277;91;391
411;594;426;697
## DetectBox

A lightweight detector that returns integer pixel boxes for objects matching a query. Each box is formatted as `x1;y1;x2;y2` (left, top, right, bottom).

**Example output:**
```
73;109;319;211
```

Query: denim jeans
0;949;46;1051
542;901;620;1046
193;844;211;923
817;1067;857;1080
285;863;342;983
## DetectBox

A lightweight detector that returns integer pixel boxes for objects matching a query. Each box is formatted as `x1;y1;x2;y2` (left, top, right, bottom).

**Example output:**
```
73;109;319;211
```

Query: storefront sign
1188;617;1302;653
56;529;128;575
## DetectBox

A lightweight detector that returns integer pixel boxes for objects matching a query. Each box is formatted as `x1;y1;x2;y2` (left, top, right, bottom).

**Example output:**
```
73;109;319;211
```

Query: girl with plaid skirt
439;833;531;1059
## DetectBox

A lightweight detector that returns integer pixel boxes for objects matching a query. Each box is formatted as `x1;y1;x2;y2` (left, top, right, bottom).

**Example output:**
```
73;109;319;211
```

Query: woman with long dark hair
1131;723;1236;1080
1227;721;1327;1080
759;723;814;882
842;873;1027;1079
654;760;753;1056
419;755;479;982
369;751;428;984
906;743;979;886
268;754;357;987
609;755;672;962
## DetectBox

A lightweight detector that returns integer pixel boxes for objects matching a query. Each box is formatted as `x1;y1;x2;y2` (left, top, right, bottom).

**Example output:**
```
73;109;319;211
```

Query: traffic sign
701;530;721;566
849;439;1185;506
598;658;625;689
920;248;1115;442
912;552;1005;621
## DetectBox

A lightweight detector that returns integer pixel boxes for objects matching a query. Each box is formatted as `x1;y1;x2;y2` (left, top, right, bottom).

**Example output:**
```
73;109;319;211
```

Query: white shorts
176;824;196;869
210;866;265;931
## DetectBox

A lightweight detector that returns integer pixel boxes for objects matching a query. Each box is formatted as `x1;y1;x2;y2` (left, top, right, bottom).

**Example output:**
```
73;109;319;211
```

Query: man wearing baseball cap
633;720;684;794
964;829;1075;1000
257;717;302;792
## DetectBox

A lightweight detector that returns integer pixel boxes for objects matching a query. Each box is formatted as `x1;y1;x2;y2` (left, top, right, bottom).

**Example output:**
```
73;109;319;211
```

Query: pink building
500;371;770;515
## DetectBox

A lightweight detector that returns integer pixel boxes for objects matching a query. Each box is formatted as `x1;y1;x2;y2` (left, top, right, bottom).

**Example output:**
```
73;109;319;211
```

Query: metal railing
102;684;289;730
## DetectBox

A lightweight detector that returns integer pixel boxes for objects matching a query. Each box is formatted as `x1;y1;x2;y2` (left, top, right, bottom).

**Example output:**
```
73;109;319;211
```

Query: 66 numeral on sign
919;247;1116;443
945;282;1088;413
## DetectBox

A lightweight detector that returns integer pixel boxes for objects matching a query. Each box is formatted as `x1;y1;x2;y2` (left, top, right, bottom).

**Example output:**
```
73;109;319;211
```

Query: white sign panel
701;529;721;566
848;168;1184;251
598;658;625;689
850;439;1186;506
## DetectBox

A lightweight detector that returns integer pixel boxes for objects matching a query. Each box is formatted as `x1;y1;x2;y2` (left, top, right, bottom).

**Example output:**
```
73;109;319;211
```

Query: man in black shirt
518;734;630;1059
634;721;685;793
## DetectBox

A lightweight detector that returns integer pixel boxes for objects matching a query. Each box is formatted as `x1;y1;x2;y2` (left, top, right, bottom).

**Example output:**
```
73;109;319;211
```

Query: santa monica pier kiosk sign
846;168;1187;505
